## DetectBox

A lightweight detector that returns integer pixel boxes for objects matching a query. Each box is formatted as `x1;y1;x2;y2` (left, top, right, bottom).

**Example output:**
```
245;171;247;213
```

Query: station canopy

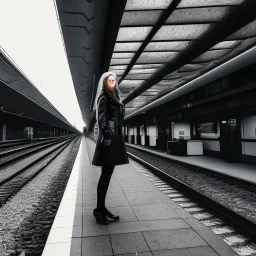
109;0;256;117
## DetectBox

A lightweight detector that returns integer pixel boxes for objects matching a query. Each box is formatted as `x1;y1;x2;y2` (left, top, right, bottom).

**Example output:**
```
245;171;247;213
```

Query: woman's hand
104;139;111;146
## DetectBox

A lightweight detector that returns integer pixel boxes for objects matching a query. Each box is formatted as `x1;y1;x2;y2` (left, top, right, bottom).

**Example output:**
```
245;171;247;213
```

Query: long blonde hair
93;71;121;124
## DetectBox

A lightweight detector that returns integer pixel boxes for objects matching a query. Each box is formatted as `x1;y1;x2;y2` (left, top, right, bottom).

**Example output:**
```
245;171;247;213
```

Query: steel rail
0;135;76;166
0;137;77;206
0;135;74;158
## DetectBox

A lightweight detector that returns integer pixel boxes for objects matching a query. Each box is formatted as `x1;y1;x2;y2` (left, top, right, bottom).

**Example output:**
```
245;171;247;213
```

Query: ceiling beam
122;0;256;105
118;0;182;84
101;0;127;73
125;44;256;120
89;0;127;129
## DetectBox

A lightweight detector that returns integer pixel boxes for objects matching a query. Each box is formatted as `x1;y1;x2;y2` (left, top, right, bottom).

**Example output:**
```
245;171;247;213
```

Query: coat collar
103;88;124;106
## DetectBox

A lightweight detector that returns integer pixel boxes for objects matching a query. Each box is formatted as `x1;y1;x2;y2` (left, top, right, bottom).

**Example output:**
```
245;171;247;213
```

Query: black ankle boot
103;207;119;220
93;208;109;225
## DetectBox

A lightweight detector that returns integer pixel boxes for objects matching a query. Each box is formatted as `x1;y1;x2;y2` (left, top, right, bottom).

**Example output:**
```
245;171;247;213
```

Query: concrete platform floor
43;136;239;256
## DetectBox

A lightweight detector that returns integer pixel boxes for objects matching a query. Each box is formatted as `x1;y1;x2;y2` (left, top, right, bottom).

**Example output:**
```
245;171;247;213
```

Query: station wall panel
173;122;191;140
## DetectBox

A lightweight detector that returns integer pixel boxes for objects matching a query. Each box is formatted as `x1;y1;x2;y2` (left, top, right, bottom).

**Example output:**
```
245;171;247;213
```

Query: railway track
0;135;71;153
0;136;74;164
0;135;78;206
127;145;256;256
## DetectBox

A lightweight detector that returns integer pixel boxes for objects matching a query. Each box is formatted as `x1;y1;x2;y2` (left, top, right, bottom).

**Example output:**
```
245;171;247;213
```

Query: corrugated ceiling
109;0;256;116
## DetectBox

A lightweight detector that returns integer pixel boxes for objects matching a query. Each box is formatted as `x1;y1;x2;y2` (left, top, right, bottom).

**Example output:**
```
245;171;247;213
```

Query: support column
136;125;141;145
2;124;7;141
131;126;135;144
156;122;167;151
144;124;149;146
124;126;128;142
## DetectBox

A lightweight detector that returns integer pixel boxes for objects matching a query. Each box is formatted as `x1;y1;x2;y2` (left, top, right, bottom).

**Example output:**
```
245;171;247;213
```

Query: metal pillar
144;124;149;146
136;125;141;145
2;124;6;141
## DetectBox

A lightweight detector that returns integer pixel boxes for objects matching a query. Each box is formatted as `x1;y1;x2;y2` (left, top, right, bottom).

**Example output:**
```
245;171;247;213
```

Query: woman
92;71;129;225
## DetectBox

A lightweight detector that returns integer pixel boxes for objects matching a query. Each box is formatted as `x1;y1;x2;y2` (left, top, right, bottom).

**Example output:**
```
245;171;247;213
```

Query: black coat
92;88;129;167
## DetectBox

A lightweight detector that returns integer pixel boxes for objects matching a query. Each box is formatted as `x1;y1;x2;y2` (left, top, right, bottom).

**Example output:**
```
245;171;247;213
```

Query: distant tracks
0;135;77;206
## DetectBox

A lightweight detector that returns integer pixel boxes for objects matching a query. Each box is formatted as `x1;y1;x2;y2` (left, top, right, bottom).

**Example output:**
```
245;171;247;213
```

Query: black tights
96;165;115;211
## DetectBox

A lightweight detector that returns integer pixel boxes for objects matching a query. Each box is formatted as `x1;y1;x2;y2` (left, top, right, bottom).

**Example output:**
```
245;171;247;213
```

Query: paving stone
161;197;184;209
110;232;150;255
183;218;202;226
117;252;153;256
43;242;73;256
52;215;75;228
125;191;162;206
65;190;79;195
175;208;193;219
83;188;123;201
105;195;131;207
197;229;238;256
119;182;148;188
82;193;130;207
83;206;137;223
75;195;82;206
82;191;97;200
64;193;78;200
143;229;207;251
152;248;193;256
82;199;97;207
83;184;99;191
183;218;209;231
129;197;162;206
132;204;180;220
189;246;220;256
70;238;81;256
106;206;138;222
79;205;95;211
82;219;189;237
57;207;78;217
81;235;112;256
46;227;72;243
72;225;82;238
83;174;98;179
101;182;121;189
122;186;151;193
125;191;157;201
117;178;143;183
73;208;82;226
106;188;128;196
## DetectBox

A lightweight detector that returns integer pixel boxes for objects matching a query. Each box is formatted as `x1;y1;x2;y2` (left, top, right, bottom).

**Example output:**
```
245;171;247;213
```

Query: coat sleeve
97;94;111;140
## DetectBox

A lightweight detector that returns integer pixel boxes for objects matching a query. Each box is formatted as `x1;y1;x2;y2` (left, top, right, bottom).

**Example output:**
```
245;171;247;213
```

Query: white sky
0;0;85;131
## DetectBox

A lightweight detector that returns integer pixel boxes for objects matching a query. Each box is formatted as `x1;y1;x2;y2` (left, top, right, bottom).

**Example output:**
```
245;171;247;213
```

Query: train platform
42;136;238;256
126;143;256;186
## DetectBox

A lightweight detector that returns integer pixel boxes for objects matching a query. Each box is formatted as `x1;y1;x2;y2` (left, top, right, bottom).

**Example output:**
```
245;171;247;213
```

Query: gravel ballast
0;136;81;256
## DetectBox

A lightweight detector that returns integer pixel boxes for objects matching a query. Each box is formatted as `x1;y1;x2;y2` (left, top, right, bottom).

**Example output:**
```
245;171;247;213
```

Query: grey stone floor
70;137;238;256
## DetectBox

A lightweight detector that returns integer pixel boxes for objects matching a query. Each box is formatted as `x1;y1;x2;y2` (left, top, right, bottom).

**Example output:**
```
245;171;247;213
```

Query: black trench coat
92;88;129;167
